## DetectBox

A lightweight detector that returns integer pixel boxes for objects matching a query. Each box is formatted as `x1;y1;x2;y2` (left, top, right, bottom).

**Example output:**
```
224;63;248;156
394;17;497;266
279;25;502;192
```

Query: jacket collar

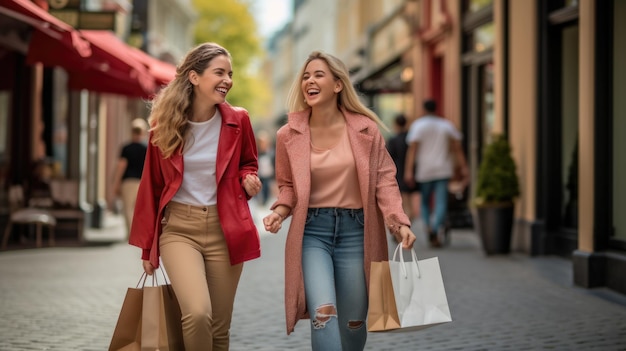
217;102;238;126
169;102;240;176
287;107;372;134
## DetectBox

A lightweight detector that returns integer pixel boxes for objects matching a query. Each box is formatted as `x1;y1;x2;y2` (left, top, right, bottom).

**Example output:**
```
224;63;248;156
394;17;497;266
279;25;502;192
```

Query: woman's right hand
263;211;284;234
142;260;155;275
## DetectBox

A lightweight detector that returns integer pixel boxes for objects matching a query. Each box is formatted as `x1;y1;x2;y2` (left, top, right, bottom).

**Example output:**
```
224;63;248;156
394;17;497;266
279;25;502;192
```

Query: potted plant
473;134;520;255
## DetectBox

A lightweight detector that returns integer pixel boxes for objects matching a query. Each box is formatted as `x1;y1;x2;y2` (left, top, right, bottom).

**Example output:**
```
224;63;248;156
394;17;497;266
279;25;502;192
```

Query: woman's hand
394;225;417;249
243;174;262;196
142;260;156;275
263;211;285;234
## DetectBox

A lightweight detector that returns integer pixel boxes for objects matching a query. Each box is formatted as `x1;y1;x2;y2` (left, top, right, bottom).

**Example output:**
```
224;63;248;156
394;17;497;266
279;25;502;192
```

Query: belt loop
334;208;338;217
187;205;191;216
314;208;319;216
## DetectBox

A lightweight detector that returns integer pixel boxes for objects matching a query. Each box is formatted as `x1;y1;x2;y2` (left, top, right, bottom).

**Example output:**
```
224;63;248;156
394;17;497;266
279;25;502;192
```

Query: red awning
0;2;168;98
71;30;155;98
81;30;176;87
129;46;177;86
0;0;92;70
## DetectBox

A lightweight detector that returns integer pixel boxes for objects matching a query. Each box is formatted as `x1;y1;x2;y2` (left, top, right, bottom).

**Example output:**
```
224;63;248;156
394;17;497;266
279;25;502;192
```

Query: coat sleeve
373;131;411;233
128;134;164;260
270;126;296;214
237;110;259;200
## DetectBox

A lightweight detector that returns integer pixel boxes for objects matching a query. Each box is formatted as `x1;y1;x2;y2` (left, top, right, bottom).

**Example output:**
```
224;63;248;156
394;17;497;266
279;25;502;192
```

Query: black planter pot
475;204;514;255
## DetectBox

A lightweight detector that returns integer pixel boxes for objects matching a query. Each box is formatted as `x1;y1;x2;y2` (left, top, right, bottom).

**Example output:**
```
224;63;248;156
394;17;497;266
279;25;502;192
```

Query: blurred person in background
263;51;416;351
256;130;275;206
129;42;262;351
113;118;148;236
404;99;468;248
386;113;420;221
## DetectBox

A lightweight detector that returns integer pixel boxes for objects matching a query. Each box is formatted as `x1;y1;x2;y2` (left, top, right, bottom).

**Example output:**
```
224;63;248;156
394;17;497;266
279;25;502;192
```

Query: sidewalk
0;200;625;350
231;217;626;351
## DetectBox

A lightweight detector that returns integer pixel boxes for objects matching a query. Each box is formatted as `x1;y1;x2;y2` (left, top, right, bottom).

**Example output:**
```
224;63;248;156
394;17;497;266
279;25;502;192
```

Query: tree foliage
474;134;520;206
192;0;271;120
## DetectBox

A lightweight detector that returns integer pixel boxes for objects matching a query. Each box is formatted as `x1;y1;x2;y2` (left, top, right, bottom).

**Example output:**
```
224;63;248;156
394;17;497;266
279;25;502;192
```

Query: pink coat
271;108;411;334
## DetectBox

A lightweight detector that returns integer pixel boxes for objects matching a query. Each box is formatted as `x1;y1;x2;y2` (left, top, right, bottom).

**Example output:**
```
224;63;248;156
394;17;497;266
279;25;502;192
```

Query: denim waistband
307;207;363;217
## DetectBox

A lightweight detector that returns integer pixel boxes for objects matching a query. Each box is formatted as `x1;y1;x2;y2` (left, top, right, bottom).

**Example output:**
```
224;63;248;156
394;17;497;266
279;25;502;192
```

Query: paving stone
0;204;625;350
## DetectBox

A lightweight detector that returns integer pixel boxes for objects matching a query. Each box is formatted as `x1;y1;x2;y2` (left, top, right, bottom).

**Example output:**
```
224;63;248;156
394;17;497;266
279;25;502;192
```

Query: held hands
393;226;417;249
242;173;262;197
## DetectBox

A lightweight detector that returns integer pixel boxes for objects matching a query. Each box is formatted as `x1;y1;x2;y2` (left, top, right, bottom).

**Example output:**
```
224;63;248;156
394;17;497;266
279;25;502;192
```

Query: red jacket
129;102;261;268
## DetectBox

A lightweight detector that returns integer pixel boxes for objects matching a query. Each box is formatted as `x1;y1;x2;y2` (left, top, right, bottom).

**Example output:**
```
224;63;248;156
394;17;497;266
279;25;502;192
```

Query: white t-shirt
172;111;222;206
405;115;462;182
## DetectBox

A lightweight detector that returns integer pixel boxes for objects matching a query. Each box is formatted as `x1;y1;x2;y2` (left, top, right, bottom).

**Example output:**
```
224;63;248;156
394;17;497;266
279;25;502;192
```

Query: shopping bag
367;260;401;332
388;244;452;332
108;274;146;351
141;271;185;351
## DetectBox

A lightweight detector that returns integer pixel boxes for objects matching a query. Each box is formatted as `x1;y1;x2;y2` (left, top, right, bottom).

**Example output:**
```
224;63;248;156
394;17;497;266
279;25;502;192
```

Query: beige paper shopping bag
367;260;401;332
109;278;144;351
141;272;185;351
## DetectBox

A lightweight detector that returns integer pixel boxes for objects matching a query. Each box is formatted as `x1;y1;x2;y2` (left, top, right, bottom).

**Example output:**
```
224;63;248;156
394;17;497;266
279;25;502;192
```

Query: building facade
0;0;194;241
264;0;626;295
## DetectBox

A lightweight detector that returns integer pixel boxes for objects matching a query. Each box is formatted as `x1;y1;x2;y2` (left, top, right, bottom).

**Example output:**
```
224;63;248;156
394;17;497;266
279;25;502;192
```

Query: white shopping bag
387;244;452;332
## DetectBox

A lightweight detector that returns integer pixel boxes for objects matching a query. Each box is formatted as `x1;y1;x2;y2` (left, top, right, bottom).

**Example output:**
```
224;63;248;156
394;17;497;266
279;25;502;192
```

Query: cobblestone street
0;205;625;350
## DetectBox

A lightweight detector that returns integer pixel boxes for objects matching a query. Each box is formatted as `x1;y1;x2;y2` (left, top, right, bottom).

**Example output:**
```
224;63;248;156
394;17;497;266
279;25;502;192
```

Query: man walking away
404;99;468;247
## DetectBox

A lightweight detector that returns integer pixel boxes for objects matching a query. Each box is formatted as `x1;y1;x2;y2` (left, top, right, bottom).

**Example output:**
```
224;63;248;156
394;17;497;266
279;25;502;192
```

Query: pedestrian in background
386;113;420;221
256;130;275;206
112;118;148;237
129;42;262;351
404;99;468;248
263;51;416;351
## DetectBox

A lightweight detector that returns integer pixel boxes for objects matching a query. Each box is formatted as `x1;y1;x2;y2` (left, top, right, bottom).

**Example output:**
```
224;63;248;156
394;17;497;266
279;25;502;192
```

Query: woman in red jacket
129;42;262;351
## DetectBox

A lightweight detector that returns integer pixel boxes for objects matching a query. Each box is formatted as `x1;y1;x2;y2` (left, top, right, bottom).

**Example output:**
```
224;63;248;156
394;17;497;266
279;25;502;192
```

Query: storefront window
0;91;9;188
561;25;579;229
613;0;626;240
481;63;494;147
468;0;493;13
375;93;413;139
52;70;69;178
473;22;494;52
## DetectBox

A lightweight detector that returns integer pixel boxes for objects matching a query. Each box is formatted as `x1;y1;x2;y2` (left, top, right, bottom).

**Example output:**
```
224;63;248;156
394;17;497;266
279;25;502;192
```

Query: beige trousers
159;201;243;351
120;179;141;235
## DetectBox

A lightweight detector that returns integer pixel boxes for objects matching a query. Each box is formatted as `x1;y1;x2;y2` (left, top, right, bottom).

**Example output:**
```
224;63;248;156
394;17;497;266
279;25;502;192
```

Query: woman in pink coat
263;51;416;351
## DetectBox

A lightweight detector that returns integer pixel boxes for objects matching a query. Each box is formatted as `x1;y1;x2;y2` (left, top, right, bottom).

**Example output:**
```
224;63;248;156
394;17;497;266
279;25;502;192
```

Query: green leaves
192;0;271;120
474;134;520;205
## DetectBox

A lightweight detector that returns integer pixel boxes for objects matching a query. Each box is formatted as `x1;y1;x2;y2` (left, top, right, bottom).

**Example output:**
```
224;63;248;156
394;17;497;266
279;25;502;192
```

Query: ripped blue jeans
302;208;368;351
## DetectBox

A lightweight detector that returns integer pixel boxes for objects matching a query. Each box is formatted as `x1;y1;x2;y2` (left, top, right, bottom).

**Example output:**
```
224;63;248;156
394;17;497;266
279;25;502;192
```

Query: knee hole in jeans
348;320;364;330
312;304;337;329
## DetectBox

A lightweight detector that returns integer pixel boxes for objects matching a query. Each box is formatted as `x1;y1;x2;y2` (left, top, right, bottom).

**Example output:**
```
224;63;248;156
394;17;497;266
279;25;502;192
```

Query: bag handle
159;268;171;285
136;272;148;288
391;243;421;279
135;269;171;288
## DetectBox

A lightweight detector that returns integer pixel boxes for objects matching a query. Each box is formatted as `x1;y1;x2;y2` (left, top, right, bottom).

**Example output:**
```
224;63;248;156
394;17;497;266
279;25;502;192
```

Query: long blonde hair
286;51;388;131
148;43;231;158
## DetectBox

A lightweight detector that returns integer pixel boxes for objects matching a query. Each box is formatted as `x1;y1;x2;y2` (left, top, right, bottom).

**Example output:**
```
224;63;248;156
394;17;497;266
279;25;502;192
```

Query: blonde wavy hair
148;43;231;158
286;51;388;131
